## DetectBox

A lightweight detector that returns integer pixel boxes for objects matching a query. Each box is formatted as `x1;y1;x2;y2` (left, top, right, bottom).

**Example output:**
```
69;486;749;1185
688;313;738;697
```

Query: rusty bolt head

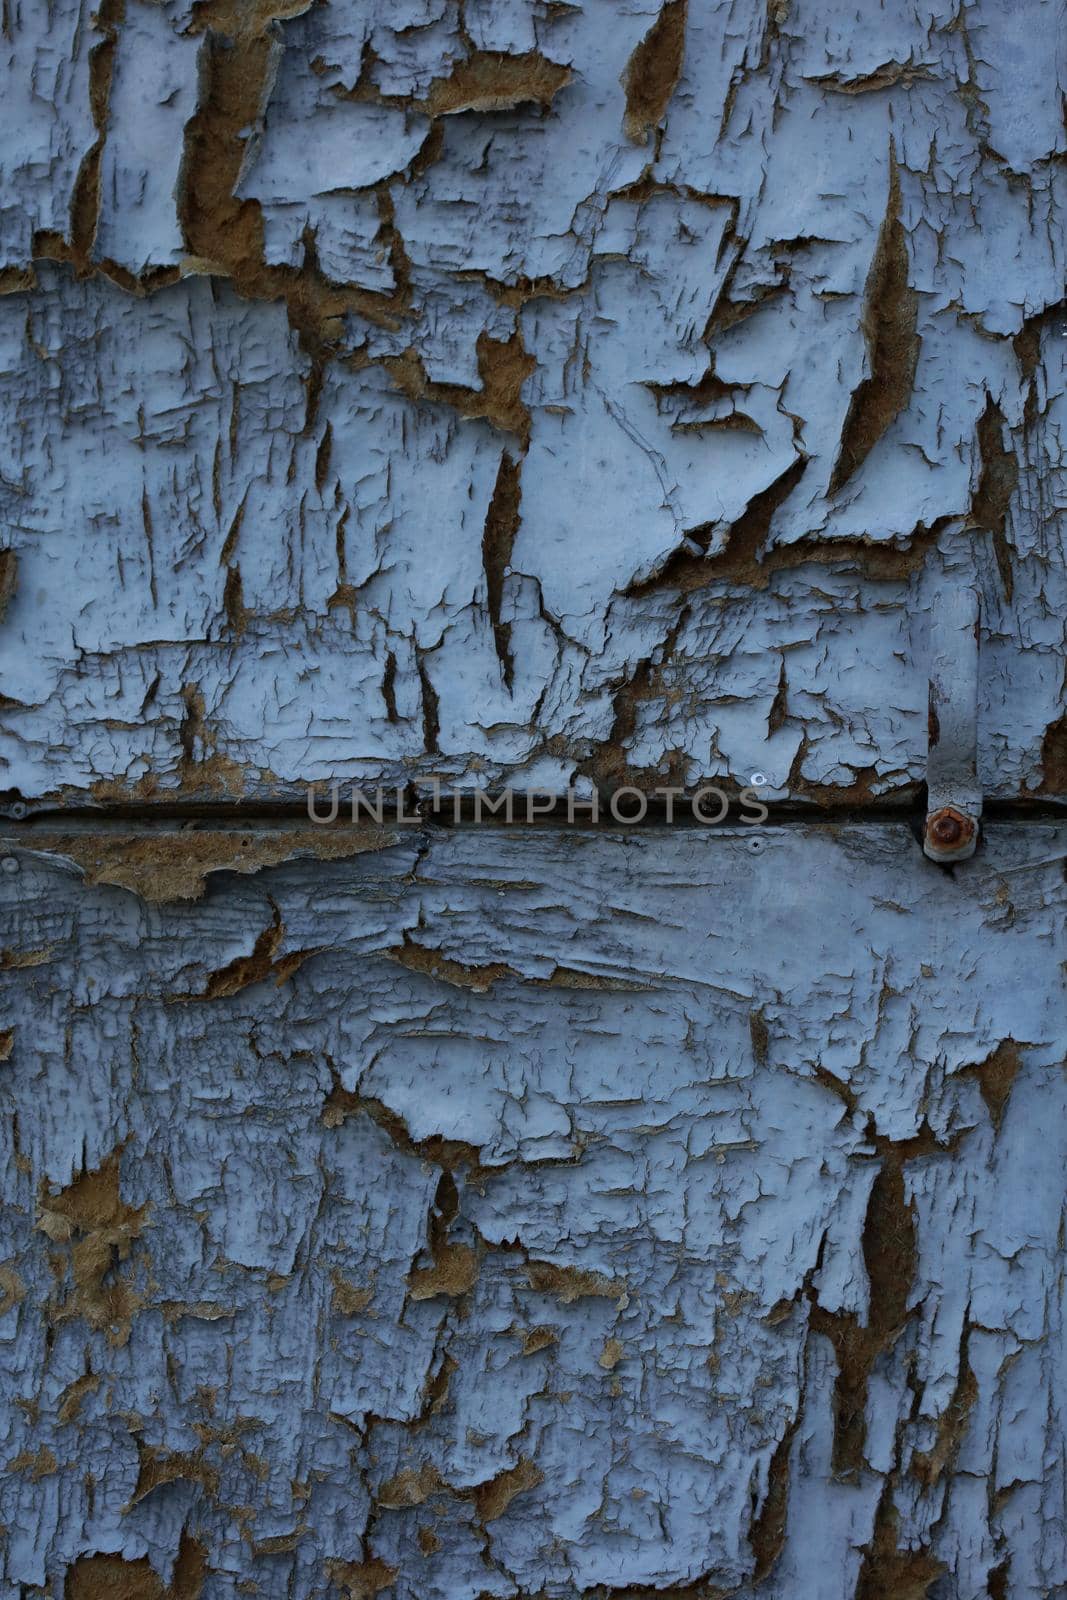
924;805;977;858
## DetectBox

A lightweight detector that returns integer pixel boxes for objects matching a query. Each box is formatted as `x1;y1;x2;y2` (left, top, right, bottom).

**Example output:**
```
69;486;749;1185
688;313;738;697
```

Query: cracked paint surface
0;0;1066;1595
0;0;1063;805
0;824;1064;1596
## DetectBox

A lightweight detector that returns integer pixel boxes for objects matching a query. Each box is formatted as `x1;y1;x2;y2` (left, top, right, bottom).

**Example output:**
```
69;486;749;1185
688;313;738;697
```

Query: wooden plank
0;823;1063;1595
0;0;1063;808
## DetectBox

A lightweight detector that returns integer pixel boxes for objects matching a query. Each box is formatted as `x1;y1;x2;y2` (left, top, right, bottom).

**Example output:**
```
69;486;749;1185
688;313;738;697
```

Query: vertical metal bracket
924;577;981;862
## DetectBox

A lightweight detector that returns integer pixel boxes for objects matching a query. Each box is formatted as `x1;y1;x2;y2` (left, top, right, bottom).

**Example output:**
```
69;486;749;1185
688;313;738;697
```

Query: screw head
749;772;768;788
924;805;978;860
930;813;963;846
747;836;765;854
1;856;19;874
9;802;27;820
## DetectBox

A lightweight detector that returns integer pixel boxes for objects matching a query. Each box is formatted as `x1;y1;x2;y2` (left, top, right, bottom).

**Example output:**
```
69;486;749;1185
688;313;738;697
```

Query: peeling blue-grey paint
0;0;1063;808
0;826;1065;1595
0;0;1064;1594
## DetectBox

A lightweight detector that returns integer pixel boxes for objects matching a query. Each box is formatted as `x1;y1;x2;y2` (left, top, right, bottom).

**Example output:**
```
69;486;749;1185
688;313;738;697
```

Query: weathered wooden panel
0;824;1063;1596
0;0;1064;807
1;1;1065;1596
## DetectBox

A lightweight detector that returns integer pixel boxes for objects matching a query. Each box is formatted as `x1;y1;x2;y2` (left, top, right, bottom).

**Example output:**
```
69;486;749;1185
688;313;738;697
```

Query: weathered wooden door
0;2;1064;1597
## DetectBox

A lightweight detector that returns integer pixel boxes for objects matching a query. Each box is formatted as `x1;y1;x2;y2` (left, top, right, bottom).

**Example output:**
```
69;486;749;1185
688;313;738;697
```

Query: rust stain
809;1152;917;1479
222;563;248;636
748;1415;799;1582
418;51;571;116
177;685;247;797
324;1557;398;1599
386;935;517;993
331;1269;374;1316
972;394;1018;602
527;1260;627;1303
386;936;650;995
853;1489;946;1599
0;1262;26;1317
408;1241;478;1300
598;1336;625;1370
474;1456;544;1522
321;1077;491;1188
56;1368;101;1424
1040;713;1067;793
911;1326;978;1487
409;1170;479;1302
624;464;960;601
386;326;535;445
960;1039;1021;1134
129;1443;220;1507
64;1535;207;1600
377;1462;441;1510
37;1148;150;1345
809;61;934;94
175;11;546;441
197;903;320;998
0;547;16;621
69;0;125;275
22;825;397;903
521;1324;558;1355
180;0;406;362
829;145;919;496
0;945;53;969
923;805;977;857
623;0;688;142
7;1444;58;1479
482;451;523;690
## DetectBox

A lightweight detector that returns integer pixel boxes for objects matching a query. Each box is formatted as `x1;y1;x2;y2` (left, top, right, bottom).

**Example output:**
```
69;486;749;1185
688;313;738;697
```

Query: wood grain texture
0;1;1065;1594
0;0;1063;807
0;824;1064;1596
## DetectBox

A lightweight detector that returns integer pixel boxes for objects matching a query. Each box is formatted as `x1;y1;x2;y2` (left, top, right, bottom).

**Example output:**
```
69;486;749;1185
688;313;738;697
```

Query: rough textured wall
0;1;1065;1598
0;0;1064;804
2;825;1067;1600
